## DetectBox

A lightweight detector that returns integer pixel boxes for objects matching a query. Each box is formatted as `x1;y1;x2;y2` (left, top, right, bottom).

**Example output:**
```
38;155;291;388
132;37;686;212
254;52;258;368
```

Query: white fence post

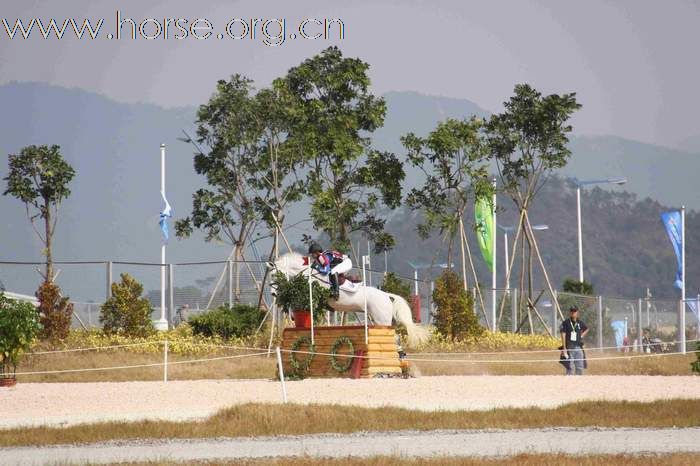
597;295;603;350
168;264;174;327
275;346;288;403
511;288;518;333
228;260;233;307
362;256;368;345
552;290;558;336
680;299;686;354
106;261;113;300
637;298;643;353
163;339;169;382
308;257;314;345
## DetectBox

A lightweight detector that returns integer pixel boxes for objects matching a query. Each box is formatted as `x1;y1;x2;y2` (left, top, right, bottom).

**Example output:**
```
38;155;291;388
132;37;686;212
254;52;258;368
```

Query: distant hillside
0;82;697;300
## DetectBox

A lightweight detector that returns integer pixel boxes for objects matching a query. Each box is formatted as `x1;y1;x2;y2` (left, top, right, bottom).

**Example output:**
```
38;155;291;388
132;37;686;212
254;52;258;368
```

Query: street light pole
491;178;497;332
503;230;509;290
577;185;583;283
574;177;627;284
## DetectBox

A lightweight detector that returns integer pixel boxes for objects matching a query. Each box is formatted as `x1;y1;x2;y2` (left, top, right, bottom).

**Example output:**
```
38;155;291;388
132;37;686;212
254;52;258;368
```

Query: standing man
560;306;589;375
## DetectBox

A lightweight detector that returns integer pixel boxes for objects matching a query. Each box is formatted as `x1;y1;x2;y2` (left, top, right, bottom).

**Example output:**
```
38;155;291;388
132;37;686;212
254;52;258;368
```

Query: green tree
3;145;75;283
100;273;154;337
403;117;493;282
562;278;594;295
432;270;483;341
176;75;261;263
0;292;41;378
487;84;581;332
282;46;404;252
177;76;305;304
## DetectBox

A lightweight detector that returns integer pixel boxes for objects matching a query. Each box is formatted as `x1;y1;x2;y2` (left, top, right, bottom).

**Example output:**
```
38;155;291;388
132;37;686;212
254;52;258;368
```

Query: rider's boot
330;273;340;299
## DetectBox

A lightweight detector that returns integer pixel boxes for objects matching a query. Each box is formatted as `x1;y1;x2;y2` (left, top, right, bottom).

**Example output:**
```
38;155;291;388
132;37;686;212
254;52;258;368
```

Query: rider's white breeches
330;258;352;275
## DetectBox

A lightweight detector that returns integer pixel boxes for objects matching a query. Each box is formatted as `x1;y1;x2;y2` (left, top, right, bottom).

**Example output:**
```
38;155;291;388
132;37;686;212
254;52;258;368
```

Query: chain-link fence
2;259;698;351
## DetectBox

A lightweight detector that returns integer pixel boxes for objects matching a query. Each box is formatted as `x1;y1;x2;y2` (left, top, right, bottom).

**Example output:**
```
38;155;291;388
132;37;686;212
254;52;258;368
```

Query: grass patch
1;399;698;447
17;349;275;383
409;351;696;376
106;454;700;466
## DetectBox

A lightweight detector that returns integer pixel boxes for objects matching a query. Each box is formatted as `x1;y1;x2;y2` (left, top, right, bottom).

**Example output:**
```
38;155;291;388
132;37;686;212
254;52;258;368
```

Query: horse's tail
387;293;429;348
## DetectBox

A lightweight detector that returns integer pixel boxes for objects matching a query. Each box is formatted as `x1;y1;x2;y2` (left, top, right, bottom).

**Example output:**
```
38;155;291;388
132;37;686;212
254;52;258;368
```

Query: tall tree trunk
526;233;534;334
44;200;53;283
458;215;468;290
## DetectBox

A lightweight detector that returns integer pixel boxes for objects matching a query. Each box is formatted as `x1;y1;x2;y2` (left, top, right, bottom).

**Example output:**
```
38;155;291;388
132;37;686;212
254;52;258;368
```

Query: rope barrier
404;349;700;364
15;350;268;376
12;346;698;376
412;338;700;356
281;347;700;364
165;351;269;366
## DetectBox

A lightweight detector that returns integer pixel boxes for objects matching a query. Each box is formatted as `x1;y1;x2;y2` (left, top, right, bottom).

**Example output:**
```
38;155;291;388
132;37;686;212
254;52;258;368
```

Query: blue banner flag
159;190;172;243
660;210;682;289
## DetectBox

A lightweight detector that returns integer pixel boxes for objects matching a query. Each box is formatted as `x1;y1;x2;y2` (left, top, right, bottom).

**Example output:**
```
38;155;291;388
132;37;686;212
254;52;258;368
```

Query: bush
100;273;154;337
42;323;267;356
432;270;483;341
188;304;265;339
0;292;41;377
271;271;331;320
692;341;700;375
380;272;412;303
416;327;559;352
36;281;72;341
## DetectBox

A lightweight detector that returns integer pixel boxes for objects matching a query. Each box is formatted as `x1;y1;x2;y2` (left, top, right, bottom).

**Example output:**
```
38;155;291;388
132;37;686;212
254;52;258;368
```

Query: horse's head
268;251;308;297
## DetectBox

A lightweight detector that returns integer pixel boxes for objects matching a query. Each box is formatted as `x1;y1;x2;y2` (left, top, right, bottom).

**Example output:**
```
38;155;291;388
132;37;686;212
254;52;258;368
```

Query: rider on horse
308;242;352;299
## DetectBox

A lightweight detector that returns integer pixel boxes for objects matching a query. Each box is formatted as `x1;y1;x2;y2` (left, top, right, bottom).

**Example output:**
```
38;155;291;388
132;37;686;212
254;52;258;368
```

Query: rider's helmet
308;242;323;255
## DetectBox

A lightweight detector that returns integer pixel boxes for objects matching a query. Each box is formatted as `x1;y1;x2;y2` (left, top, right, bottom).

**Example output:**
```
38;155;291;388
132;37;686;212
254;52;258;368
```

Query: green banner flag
474;196;494;271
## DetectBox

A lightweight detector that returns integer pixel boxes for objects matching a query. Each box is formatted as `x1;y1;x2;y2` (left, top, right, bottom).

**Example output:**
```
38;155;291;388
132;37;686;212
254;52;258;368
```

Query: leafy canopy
3;144;75;214
403;117;493;239
282;46;404;252
176;75;260;246
486;84;581;208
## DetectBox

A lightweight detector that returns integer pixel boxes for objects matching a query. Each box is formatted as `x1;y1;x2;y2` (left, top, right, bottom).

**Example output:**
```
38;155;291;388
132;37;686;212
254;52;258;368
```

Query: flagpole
491;178;497;332
156;143;168;331
681;205;686;353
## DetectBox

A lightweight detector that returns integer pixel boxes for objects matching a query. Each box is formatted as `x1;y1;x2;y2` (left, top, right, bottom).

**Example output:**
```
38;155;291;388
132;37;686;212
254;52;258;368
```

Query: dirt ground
3;428;700;465
1;375;699;429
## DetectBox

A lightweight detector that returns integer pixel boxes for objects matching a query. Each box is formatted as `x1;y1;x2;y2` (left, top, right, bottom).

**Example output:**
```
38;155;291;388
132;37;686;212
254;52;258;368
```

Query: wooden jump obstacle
281;325;403;378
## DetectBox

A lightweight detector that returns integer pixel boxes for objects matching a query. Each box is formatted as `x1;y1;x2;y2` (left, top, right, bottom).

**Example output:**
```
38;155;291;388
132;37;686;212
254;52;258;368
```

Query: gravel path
2;428;699;464
1;376;699;429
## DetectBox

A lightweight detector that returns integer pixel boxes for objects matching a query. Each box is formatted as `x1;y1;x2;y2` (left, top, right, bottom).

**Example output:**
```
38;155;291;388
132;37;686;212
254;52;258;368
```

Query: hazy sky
1;0;699;149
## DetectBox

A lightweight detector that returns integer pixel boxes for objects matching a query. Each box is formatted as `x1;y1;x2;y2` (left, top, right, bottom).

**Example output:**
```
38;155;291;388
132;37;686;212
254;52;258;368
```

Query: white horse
270;252;428;348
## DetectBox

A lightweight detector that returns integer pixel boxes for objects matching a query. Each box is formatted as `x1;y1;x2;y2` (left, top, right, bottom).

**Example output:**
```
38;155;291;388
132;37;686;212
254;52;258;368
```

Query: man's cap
569;306;579;312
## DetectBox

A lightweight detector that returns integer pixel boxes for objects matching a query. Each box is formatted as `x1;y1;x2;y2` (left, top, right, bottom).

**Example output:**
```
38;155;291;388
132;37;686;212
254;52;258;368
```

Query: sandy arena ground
1;375;699;429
